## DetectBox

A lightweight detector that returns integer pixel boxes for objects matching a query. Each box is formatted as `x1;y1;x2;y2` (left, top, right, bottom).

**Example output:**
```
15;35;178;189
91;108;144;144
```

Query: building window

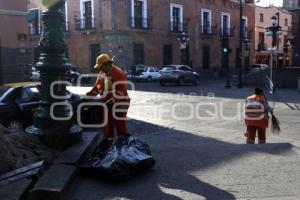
131;0;148;28
242;16;248;38
170;4;183;32
133;44;145;65
28;9;40;36
221;12;230;36
163;45;173;65
258;32;265;50
202;46;210;69
78;0;95;30
90;44;100;68
201;9;212;34
260;13;264;22
285;18;288;26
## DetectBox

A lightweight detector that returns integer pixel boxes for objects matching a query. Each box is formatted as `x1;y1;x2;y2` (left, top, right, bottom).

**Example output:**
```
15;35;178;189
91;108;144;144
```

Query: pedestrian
86;53;130;149
244;87;273;144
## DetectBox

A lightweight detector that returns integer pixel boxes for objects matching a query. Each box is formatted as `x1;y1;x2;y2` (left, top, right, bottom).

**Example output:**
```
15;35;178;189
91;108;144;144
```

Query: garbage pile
80;135;155;182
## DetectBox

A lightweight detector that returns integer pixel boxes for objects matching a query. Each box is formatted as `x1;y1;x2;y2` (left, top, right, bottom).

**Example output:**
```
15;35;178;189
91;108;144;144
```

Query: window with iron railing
131;17;152;29
221;27;234;37
170;21;184;33
75;16;95;30
200;25;217;35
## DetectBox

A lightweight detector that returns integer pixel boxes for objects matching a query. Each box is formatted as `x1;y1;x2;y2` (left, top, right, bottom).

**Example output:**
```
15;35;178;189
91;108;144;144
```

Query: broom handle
262;91;273;114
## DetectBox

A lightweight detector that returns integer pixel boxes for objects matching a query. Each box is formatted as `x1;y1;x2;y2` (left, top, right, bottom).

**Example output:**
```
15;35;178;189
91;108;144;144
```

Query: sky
256;0;283;7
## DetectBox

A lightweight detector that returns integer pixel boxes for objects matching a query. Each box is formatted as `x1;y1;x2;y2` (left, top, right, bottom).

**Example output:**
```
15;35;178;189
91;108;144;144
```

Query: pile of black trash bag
80;134;155;182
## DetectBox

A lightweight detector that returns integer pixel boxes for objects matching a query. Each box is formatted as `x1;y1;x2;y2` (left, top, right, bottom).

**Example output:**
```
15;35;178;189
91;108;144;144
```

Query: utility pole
237;0;244;88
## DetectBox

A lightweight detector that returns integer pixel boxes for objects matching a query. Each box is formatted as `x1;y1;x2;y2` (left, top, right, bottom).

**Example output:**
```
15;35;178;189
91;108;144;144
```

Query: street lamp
177;31;190;65
26;0;82;149
266;15;282;93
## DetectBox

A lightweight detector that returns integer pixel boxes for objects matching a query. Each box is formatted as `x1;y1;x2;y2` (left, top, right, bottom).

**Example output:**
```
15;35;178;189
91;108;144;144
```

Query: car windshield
162;66;176;71
0;86;13;103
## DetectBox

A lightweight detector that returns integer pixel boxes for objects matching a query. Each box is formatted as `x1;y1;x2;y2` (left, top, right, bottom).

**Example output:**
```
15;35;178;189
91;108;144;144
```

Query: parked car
66;66;91;84
0;82;102;131
30;67;40;81
134;66;161;82
159;65;199;86
249;64;269;73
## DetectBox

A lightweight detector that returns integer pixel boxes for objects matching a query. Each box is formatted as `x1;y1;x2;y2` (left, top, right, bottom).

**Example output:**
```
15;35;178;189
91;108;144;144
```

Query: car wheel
159;80;165;86
4;119;23;131
147;76;152;82
89;108;103;124
178;77;184;86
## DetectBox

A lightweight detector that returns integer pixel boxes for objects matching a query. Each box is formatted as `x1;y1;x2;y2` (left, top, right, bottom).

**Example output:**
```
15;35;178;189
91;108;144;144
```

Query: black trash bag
80;135;155;182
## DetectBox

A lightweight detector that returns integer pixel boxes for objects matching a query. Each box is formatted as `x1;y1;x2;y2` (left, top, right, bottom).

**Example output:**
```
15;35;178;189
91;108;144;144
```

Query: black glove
105;98;115;109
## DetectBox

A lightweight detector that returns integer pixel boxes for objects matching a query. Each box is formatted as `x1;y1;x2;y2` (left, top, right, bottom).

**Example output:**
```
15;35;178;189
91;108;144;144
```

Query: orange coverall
89;66;130;144
244;94;269;144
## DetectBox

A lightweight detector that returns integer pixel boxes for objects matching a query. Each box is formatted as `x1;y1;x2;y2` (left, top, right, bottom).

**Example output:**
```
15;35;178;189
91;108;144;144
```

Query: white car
30;67;40;81
134;67;161;82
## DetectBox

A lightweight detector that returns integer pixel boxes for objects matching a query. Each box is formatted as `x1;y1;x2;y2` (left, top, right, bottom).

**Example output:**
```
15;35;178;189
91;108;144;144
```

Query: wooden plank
0;161;44;186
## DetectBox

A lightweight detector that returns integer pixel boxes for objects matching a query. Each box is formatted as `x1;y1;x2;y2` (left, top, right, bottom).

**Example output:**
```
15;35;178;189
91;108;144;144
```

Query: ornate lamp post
26;0;82;149
266;15;282;92
177;31;190;65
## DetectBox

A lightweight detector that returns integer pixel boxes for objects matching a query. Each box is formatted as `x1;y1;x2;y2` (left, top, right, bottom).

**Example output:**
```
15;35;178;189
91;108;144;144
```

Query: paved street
65;80;300;200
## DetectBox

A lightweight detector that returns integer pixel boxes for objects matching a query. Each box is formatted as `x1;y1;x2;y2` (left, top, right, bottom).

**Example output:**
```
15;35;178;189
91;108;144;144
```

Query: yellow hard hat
93;54;113;69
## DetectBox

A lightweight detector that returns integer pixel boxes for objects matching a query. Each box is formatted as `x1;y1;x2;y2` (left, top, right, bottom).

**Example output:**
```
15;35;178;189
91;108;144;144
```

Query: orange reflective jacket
90;66;130;103
244;94;269;128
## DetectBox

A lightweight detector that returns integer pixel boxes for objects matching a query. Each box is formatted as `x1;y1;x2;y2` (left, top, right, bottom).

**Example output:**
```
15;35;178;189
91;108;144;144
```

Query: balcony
220;27;235;37
169;22;187;33
130;17;152;30
200;25;217;36
75;17;96;31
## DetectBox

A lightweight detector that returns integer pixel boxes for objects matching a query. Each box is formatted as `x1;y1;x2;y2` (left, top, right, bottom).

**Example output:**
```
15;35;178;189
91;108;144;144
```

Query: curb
28;132;99;200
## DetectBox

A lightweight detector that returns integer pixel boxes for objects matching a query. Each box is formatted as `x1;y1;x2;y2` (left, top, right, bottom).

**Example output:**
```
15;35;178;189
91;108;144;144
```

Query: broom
263;92;281;135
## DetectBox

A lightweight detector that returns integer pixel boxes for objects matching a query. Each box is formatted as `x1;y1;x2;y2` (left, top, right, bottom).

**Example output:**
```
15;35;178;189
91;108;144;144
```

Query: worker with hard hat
86;54;130;149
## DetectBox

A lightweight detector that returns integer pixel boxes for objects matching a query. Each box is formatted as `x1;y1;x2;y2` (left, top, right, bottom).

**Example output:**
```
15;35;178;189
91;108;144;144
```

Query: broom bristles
271;113;281;135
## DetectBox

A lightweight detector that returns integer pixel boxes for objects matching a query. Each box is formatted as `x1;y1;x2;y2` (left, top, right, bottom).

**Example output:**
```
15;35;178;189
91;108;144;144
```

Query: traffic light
222;47;231;54
221;35;231;54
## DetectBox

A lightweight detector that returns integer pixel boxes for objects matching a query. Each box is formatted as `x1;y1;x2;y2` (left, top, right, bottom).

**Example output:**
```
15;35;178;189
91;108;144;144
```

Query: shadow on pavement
66;119;295;200
128;81;300;104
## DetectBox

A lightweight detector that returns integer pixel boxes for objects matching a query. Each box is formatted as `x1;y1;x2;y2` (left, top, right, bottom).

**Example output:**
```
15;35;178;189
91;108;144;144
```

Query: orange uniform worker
244;88;272;144
86;54;130;147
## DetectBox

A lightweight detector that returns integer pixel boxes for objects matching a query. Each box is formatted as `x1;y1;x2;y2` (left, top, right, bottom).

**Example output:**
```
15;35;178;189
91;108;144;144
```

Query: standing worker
86;54;130;149
244;88;273;144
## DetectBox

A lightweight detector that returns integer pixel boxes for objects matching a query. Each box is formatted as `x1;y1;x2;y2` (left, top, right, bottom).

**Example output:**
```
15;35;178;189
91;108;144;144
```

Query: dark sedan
0;82;102;131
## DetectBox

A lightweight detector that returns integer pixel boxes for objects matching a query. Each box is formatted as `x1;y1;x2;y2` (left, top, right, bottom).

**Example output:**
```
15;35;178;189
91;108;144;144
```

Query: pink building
254;6;293;67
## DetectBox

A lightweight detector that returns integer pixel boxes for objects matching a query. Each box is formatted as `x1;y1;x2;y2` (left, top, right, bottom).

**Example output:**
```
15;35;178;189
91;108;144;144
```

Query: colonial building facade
29;0;255;75
254;6;292;67
0;0;31;83
283;0;300;67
